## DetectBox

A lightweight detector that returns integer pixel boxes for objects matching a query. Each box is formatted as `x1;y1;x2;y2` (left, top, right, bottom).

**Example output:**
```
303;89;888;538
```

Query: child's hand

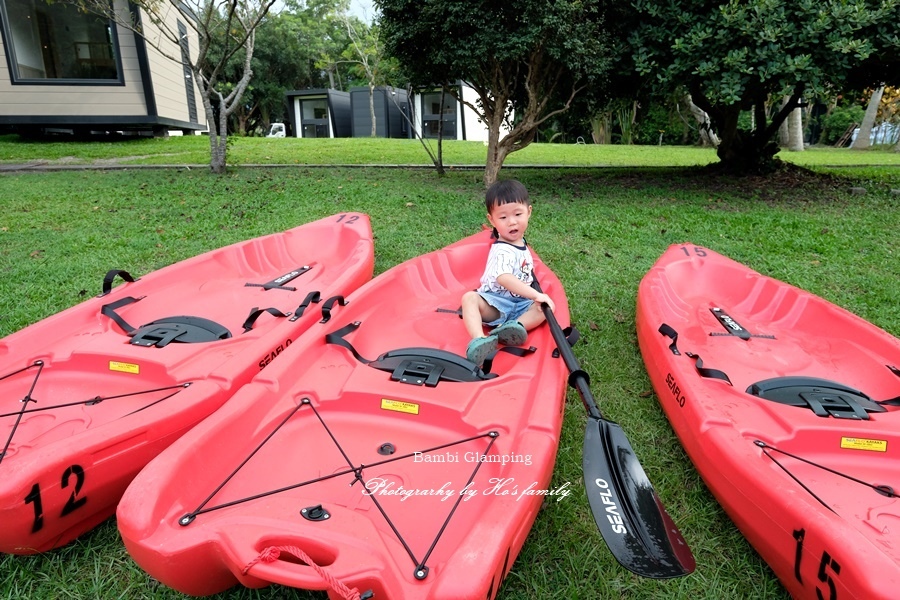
535;293;555;312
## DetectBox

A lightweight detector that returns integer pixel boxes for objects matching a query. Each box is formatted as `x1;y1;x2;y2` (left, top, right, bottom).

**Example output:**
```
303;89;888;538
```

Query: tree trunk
851;85;884;150
714;106;746;163
470;51;577;186
778;97;791;147
369;82;377;137
204;87;229;175
591;112;612;144
436;86;445;174
261;106;270;130
210;105;229;174
695;84;802;173
787;105;804;151
711;103;781;173
483;146;506;188
392;85;444;174
199;80;225;174
683;95;719;147
483;108;510;188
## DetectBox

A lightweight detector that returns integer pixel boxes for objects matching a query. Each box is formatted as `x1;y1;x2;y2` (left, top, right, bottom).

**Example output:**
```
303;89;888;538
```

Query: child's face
487;201;532;245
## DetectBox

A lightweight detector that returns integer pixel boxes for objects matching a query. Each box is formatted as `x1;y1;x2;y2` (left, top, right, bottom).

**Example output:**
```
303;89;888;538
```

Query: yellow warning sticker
109;361;140;375
840;437;887;452
381;399;419;415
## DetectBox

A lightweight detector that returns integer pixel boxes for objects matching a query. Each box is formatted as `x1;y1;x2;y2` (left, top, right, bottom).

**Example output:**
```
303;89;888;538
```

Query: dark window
1;0;121;83
421;92;456;139
299;98;329;138
177;20;197;122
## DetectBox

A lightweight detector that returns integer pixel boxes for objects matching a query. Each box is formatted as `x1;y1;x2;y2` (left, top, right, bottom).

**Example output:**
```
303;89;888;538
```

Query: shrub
634;103;685;145
821;104;865;146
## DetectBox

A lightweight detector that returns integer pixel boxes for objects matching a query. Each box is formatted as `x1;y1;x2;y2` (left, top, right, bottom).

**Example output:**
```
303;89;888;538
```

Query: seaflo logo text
595;478;627;534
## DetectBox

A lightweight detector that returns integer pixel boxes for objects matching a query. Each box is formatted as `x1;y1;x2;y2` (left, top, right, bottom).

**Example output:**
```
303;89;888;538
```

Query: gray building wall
350;86;409;138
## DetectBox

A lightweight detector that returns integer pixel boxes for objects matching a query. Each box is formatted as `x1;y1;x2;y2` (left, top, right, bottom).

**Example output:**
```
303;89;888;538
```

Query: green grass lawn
0;140;899;600
2;133;899;170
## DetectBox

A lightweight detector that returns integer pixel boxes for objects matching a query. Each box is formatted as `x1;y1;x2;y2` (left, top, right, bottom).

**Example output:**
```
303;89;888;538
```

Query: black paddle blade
583;416;696;579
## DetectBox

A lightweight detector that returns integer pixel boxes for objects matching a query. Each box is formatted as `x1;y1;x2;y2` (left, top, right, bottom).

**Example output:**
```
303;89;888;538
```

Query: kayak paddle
541;303;696;579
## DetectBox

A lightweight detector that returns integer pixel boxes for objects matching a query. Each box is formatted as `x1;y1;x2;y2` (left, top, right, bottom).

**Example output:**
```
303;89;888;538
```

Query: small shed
284;89;351;138
350;86;409;138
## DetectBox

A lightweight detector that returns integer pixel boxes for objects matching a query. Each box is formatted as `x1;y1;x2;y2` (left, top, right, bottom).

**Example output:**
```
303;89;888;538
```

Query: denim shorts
478;291;534;327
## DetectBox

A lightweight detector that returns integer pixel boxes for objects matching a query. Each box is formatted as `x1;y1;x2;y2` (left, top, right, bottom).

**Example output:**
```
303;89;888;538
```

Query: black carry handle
242;307;290;333
100;269;137;296
319;295;347;323
289;291;321;322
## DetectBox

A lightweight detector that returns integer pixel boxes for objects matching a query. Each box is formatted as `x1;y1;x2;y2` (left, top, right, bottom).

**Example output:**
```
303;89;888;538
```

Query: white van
266;123;286;138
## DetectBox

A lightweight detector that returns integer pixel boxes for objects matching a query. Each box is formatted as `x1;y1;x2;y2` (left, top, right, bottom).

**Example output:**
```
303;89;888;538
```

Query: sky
271;1;375;22
349;0;376;22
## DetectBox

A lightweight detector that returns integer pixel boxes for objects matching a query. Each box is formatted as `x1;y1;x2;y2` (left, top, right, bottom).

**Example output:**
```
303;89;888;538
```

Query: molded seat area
747;376;886;419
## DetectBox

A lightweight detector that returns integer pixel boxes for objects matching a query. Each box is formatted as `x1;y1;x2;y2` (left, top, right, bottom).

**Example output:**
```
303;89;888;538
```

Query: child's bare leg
461;291;500;339
461;292;502;366
517;301;547;331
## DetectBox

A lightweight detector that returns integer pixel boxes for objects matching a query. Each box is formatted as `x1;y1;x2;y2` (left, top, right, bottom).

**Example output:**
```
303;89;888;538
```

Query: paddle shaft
540;304;601;420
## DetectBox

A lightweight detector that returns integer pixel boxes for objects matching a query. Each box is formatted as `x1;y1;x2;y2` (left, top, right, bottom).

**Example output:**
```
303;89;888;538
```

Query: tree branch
763;84;806;140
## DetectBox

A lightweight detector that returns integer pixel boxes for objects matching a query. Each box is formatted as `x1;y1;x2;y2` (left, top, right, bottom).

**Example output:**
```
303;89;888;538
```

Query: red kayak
0;213;373;554
637;244;900;599
117;229;570;599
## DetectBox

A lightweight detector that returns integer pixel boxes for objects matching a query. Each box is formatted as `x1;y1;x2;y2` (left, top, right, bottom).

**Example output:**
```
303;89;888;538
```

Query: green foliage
217;1;357;134
628;0;900;169
339;18;404;140
632;102;685;145
379;0;611;101
821;104;866;146
632;0;900;104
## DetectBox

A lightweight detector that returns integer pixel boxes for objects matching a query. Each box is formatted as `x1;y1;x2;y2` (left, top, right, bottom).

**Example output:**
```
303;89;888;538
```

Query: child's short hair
485;179;530;212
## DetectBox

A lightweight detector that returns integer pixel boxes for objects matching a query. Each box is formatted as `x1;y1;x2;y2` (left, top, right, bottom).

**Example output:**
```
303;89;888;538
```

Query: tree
221;1;355;135
294;0;360;91
629;0;900;173
340;18;398;136
377;0;614;186
225;10;319;135
82;0;276;173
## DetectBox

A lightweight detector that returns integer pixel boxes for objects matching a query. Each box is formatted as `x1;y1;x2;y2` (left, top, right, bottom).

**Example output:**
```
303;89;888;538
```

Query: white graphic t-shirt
477;241;534;298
